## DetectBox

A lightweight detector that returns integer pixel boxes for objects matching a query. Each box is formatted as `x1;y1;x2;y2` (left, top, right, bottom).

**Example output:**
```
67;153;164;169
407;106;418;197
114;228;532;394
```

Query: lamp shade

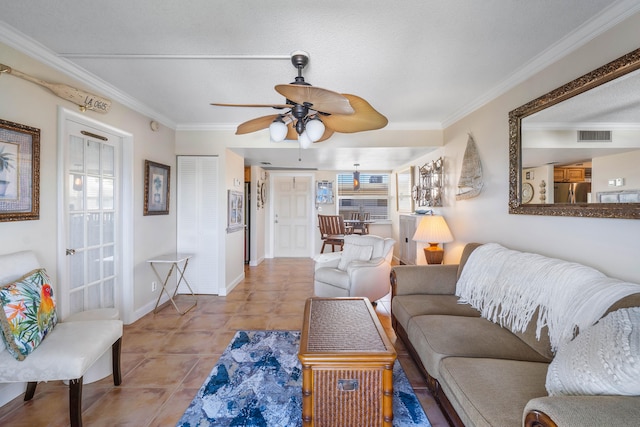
412;215;453;244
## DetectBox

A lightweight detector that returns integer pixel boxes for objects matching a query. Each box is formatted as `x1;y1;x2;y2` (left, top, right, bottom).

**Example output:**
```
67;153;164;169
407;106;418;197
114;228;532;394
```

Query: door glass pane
104;212;115;244
104;245;114;277
87;213;101;246
68;174;84;211
88;248;101;283
86;176;101;210
103;144;114;177
69;254;84;289
70;289;84;313
104;279;115;307
69;214;84;249
103;178;114;210
86;140;100;175
69;136;84;173
88;284;101;310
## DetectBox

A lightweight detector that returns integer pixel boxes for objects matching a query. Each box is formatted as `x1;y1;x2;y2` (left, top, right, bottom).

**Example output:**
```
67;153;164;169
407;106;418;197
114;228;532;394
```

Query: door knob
66;249;76;256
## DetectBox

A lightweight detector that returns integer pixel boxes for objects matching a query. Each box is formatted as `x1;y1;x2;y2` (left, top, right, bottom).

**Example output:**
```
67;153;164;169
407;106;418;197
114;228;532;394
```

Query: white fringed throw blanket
455;243;640;352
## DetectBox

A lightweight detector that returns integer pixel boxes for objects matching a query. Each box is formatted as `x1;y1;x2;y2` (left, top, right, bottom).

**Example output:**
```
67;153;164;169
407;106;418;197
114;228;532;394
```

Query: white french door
59;115;124;319
272;174;313;257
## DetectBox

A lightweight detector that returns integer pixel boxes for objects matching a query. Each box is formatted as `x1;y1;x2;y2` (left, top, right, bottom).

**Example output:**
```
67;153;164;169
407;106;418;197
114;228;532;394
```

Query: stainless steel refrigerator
554;182;591;203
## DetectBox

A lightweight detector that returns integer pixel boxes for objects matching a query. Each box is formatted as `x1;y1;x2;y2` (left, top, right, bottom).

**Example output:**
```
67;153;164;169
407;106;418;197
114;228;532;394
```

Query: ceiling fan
211;51;388;148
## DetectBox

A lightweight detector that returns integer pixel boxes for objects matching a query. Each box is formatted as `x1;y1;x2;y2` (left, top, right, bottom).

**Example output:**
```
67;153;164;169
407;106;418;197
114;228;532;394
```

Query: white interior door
61;119;122;318
273;175;312;257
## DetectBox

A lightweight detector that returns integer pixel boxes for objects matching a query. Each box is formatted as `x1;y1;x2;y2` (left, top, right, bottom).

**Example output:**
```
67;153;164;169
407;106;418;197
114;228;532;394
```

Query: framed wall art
227;190;244;233
0;119;40;222
144;160;170;215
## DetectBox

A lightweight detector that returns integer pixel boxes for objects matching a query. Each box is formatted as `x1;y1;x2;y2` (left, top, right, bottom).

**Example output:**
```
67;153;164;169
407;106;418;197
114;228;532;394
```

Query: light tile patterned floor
0;258;449;427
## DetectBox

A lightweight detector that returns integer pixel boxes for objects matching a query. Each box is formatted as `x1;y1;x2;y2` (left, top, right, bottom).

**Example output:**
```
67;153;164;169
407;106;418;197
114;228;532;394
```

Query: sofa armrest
390;264;459;296
313;252;341;270
524;396;640;427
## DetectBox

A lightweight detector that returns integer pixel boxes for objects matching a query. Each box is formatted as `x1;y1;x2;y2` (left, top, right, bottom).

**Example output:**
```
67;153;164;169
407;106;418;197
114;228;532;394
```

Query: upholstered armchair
314;234;395;303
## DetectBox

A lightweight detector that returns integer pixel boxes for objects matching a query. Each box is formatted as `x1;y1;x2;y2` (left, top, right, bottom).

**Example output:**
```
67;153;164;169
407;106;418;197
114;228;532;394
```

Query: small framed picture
0;119;40;222
227;190;244;233
144;160;170;215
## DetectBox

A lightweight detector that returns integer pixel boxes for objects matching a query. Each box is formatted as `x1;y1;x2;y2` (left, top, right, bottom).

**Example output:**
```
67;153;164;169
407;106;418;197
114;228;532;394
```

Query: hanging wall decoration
412;157;444;207
456;133;484;200
0;63;111;113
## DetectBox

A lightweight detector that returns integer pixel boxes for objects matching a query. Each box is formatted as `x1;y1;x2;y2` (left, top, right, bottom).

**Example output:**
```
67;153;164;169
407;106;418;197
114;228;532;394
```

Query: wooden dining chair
318;214;346;253
350;212;371;235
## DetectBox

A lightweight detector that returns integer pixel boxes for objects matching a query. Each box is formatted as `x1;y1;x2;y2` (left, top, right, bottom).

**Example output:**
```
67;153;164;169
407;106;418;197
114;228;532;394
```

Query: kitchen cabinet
554;167;586;182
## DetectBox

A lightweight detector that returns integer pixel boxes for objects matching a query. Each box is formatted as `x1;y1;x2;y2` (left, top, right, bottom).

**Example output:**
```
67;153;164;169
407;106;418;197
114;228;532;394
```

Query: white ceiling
1;1;638;171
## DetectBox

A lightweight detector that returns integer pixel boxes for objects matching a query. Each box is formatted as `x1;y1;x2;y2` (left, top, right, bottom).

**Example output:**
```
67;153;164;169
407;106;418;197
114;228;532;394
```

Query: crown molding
0;22;177;129
442;0;640;128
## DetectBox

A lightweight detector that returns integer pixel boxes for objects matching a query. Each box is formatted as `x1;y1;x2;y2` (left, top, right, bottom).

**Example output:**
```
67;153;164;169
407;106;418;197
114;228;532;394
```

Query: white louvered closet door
177;156;220;294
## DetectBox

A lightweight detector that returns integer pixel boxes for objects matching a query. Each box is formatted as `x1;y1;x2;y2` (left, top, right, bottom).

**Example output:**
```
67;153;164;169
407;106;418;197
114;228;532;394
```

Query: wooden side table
298;297;397;427
147;253;197;314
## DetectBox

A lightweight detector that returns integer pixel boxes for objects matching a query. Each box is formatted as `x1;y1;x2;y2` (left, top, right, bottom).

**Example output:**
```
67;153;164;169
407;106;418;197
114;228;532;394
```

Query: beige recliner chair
313;234;395;304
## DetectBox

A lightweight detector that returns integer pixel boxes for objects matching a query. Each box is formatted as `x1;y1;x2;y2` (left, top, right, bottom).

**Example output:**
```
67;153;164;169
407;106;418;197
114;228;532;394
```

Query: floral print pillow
0;269;58;360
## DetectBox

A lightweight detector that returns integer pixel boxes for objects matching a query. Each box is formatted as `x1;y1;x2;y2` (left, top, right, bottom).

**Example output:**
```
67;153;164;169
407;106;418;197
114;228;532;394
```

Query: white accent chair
0;251;123;427
314;234;395;303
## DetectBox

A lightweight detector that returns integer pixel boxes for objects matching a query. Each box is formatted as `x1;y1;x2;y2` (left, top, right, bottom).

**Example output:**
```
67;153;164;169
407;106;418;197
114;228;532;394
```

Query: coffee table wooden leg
301;366;313;426
383;364;394;426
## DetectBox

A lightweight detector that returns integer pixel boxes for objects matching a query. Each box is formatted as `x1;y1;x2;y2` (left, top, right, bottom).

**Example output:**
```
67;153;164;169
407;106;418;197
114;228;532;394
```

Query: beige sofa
391;243;640;427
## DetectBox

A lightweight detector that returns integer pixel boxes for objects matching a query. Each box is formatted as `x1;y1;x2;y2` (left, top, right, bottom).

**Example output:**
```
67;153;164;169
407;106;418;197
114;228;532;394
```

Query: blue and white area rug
177;330;431;426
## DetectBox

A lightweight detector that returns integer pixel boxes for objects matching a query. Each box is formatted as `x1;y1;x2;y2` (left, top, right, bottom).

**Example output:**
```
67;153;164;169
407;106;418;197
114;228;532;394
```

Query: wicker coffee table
298;297;397;427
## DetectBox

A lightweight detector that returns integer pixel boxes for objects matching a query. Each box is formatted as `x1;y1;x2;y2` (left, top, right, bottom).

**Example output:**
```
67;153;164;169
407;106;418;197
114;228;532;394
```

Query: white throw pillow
337;244;373;271
546;306;640;396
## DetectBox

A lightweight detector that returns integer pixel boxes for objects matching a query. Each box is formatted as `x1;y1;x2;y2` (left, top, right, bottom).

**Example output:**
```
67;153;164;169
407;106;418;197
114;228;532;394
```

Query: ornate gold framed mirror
509;48;640;219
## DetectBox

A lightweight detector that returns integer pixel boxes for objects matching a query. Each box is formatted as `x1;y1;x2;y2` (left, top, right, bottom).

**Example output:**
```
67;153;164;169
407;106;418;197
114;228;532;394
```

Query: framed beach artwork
144;160;170;215
227;190;244;233
0;119;40;222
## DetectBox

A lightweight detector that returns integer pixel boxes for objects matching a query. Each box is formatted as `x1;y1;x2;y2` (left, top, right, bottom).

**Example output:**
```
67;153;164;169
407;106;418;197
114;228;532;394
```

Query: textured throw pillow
546;307;640;396
337;244;373;271
0;269;58;361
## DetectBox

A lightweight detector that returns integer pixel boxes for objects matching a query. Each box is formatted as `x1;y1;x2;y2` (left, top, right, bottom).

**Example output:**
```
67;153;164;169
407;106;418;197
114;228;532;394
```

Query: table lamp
412;214;454;264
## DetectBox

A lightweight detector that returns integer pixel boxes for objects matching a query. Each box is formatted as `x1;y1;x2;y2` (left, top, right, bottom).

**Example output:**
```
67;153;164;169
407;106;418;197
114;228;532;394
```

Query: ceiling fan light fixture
269;116;288;142
306;117;325;142
299;131;312;149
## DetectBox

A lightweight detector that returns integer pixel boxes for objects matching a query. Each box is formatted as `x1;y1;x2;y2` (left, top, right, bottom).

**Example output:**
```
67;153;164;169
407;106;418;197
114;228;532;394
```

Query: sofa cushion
546;306;640;396
439;357;549;427
0;269;58;361
406;315;552;381
337;243;373;271
391;295;480;332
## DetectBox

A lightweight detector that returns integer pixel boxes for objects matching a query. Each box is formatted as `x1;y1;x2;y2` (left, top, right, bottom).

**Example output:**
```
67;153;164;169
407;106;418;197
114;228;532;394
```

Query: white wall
436;12;640;283
0;42;177;322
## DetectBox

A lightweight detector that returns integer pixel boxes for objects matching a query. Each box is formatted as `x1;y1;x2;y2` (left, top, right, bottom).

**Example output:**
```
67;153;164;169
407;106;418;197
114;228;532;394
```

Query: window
336;173;390;220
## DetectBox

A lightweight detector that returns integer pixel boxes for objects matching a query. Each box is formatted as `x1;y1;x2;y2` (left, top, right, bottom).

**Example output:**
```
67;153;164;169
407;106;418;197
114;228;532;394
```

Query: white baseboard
0;382;26;408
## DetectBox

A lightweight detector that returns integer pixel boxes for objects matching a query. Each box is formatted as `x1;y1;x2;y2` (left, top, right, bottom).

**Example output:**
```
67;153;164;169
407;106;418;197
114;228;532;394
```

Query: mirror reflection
521;68;640;205
509;47;640;219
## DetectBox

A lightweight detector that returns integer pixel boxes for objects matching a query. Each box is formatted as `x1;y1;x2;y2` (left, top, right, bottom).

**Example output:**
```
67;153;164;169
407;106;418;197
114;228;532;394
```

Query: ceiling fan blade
236;114;280;135
321;94;388;133
285;123;335;142
211;102;292;109
274;84;355;115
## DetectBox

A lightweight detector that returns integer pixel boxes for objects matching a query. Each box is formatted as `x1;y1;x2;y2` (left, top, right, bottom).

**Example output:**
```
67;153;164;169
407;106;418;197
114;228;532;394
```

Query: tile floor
0;258;449;427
